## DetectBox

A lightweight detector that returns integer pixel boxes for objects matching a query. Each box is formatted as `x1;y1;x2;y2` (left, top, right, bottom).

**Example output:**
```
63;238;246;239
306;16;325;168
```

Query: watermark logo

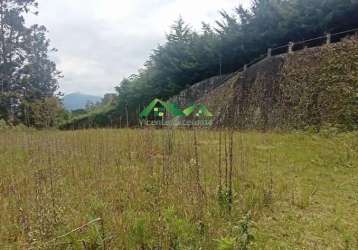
139;98;214;127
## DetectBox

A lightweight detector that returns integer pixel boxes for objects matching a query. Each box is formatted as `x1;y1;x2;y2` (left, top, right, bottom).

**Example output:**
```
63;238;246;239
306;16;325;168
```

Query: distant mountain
62;93;103;110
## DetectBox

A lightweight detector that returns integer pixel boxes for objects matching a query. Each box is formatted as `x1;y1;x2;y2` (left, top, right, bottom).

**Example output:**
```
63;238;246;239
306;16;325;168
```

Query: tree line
115;0;358;124
1;0;357;129
0;0;62;128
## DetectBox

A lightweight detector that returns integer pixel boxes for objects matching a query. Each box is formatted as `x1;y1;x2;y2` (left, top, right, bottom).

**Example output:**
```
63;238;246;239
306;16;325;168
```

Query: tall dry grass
0;129;357;249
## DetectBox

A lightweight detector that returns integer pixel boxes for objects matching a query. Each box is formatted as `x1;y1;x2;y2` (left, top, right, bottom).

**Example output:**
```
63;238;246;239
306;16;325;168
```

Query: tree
29;96;63;128
110;0;358;127
0;0;60;126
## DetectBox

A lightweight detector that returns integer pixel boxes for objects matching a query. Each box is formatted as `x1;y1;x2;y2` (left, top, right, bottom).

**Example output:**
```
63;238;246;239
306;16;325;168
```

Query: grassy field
0;129;357;249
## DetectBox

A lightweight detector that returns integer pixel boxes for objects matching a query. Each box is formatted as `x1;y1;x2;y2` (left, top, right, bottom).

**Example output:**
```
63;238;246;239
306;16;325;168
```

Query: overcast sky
28;0;250;96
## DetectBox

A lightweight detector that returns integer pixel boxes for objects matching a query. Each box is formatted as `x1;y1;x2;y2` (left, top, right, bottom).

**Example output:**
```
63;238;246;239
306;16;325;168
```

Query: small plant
216;237;236;250
217;129;235;213
163;207;198;249
129;216;153;249
217;187;233;213
79;222;106;250
216;213;254;250
235;212;255;250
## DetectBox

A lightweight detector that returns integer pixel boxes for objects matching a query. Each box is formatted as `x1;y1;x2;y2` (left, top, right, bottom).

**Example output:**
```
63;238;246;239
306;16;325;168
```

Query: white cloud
27;0;251;96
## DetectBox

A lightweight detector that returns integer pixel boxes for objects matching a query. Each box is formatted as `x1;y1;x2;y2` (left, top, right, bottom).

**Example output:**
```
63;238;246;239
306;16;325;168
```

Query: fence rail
236;27;358;73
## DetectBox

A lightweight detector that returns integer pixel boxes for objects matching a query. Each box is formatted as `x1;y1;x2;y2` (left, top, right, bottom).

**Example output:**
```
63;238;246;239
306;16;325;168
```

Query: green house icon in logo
139;99;214;127
139;98;185;119
183;103;214;118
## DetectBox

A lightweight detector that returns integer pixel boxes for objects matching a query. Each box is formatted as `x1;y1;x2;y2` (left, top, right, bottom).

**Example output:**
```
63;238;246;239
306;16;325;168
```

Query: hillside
61;37;358;130
169;37;358;131
62;93;102;110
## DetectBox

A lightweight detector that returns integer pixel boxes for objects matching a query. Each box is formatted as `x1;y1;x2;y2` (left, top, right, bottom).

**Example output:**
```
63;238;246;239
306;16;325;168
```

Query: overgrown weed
0;129;356;249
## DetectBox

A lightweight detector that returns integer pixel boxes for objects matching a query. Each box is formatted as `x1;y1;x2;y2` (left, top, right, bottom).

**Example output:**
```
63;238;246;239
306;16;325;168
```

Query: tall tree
0;0;60;126
111;0;358;126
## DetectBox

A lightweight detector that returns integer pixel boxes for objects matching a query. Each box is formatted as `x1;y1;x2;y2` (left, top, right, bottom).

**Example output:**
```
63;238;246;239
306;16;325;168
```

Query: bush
0;119;9;130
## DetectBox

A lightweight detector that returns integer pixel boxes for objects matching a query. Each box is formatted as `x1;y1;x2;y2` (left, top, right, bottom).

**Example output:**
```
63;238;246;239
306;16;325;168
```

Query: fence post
326;33;331;44
267;48;272;57
288;42;294;54
243;64;247;72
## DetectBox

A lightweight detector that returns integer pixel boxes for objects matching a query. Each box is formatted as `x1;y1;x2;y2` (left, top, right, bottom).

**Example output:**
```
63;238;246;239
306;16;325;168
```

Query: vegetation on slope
59;103;119;130
113;0;358;125
59;95;121;130
66;36;358;131
0;129;357;249
217;37;358;131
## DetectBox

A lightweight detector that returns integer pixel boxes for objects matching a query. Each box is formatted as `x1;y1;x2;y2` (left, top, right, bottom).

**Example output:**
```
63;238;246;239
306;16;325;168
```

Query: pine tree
113;0;358;126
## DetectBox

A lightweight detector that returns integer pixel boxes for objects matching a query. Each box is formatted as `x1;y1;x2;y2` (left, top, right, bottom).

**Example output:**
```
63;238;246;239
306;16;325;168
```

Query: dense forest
0;0;62;128
114;0;358;124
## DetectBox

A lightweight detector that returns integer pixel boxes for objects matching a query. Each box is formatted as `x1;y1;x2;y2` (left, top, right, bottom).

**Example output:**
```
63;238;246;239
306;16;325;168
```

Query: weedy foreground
0;129;357;249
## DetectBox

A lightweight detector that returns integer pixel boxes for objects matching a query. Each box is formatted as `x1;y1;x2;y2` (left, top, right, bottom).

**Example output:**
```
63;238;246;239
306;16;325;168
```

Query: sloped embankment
172;37;358;130
168;74;233;109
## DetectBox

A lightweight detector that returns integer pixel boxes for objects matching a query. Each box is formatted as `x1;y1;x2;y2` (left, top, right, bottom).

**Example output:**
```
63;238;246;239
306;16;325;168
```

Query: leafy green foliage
0;119;9;129
163;207;199;249
217;187;233;213
216;237;236;250
0;0;61;127
216;213;255;250
128;213;157;249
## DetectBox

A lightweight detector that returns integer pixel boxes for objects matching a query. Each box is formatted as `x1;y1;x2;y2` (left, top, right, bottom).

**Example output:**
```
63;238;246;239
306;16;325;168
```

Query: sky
27;0;250;96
